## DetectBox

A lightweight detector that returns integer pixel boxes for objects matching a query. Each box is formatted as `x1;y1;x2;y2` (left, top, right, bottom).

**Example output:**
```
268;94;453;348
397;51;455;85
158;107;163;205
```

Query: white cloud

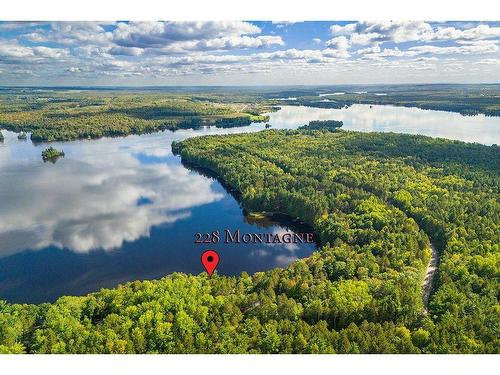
0;40;69;61
336;21;434;46
112;21;262;48
25;22;113;46
0;22;43;31
330;23;357;36
358;40;499;60
476;58;500;65
355;44;381;55
109;46;145;56
0;40;34;58
1;21;499;85
409;41;499;55
156;35;284;53
326;35;350;50
432;24;500;41
32;46;69;59
262;48;323;60
331;21;500;47
322;48;350;59
20;21;283;56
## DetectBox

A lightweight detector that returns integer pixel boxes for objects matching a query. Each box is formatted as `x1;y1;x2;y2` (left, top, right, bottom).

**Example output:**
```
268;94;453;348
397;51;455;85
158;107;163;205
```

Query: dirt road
422;243;439;313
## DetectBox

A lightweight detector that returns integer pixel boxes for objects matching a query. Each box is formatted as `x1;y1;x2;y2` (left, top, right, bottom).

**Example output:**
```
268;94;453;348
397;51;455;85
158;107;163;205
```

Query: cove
0;104;499;303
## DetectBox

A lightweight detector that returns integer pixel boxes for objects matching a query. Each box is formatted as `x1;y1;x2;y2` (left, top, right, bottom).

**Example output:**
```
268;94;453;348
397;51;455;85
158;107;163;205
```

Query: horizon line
1;82;500;89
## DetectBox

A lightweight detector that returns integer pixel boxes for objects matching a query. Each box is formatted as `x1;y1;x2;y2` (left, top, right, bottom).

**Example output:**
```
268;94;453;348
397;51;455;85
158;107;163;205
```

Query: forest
1;129;498;354
1;85;498;143
0;90;270;141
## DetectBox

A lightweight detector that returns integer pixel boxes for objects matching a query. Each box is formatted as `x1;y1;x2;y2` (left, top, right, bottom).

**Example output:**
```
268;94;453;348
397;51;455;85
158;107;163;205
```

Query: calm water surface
1;104;498;303
272;104;500;145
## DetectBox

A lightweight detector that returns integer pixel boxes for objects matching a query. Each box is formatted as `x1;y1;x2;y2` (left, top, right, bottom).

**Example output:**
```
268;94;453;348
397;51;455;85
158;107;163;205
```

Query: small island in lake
299;119;343;131
41;147;65;163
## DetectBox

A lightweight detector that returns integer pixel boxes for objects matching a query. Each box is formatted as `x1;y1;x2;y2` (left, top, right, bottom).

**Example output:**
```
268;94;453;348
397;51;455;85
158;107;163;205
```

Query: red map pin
201;249;219;277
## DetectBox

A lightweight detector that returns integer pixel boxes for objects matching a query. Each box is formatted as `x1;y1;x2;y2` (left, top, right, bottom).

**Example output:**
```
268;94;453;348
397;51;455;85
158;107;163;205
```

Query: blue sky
0;21;499;85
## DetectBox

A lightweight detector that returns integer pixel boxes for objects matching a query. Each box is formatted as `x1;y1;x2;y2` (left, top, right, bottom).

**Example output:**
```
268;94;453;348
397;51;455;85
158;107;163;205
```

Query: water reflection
0;103;498;303
0;125;315;303
0;155;223;256
270;105;500;144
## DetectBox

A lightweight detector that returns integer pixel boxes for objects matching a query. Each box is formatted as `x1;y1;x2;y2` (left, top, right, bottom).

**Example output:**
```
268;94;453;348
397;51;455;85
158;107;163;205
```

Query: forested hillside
0;92;269;141
173;130;499;353
0;130;498;353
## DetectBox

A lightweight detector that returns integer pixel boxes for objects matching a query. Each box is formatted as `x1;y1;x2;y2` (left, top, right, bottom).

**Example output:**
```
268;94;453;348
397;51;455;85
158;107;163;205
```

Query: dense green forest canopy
0;90;270;141
1;129;498;354
299;120;343;131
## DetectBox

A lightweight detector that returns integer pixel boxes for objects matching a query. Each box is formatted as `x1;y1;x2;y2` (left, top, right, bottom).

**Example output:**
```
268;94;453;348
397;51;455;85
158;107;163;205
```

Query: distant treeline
278;90;500;117
0;92;272;142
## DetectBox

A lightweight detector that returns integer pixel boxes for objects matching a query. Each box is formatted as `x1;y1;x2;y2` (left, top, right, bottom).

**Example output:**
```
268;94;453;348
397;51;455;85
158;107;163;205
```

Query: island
299;120;343;131
41;147;65;163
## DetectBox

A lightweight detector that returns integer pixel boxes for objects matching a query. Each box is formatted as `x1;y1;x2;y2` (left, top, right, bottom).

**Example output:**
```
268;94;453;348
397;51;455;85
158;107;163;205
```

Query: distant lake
270;104;500;145
0;104;498;303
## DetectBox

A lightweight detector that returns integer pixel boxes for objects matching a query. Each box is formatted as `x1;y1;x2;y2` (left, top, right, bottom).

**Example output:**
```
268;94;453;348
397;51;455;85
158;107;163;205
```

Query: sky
0;21;499;86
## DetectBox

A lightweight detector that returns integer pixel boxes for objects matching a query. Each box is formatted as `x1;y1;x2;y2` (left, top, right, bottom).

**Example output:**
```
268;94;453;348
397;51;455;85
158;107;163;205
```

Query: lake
1;104;499;303
270;104;500;145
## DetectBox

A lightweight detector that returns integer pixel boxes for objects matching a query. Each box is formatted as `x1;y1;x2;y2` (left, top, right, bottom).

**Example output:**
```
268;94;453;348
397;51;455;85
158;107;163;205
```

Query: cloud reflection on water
1;103;499;258
0;145;223;257
270;105;500;144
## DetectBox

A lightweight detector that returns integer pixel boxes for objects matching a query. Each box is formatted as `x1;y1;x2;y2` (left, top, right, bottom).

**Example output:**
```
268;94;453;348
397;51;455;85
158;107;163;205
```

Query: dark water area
1;104;499;303
0;114;315;303
0;180;315;303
